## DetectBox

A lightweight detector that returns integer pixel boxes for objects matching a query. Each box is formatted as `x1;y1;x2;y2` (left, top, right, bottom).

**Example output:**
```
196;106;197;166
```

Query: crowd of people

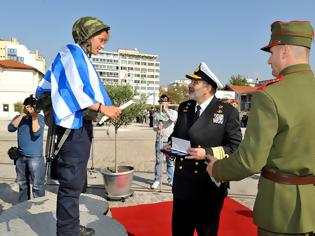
7;17;315;236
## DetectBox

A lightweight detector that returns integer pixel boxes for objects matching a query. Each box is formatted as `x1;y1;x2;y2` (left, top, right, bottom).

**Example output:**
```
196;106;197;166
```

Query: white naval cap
185;62;223;89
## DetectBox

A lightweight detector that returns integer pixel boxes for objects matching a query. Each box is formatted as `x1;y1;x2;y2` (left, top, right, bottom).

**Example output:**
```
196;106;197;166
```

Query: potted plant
101;84;146;201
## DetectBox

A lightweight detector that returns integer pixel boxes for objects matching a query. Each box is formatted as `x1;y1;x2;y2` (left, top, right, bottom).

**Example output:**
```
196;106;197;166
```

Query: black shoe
80;225;95;236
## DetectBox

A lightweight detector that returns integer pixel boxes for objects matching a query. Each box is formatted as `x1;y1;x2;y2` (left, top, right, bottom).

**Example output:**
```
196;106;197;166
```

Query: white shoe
167;181;173;187
151;181;160;189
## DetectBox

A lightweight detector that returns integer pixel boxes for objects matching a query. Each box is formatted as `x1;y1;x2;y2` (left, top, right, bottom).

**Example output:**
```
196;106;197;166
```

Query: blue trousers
56;120;92;236
154;140;174;183
15;156;45;202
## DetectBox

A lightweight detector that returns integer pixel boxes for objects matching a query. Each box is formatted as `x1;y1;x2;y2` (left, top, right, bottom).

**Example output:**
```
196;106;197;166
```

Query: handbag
7;146;20;161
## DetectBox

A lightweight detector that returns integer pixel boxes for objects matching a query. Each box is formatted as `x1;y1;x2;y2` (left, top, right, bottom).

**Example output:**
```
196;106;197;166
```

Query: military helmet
72;16;110;44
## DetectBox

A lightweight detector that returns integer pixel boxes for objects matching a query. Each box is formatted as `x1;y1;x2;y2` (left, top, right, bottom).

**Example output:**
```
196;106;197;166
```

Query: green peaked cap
261;20;314;52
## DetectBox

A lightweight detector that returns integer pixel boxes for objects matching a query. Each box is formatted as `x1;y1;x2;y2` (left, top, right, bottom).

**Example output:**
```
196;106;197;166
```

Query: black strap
45;108;71;162
54;128;71;156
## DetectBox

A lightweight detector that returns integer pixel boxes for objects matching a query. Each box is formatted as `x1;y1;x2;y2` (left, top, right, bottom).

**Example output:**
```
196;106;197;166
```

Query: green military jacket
213;64;315;233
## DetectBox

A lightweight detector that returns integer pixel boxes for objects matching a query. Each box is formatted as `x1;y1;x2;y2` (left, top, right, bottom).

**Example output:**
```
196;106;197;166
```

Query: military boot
80;225;95;236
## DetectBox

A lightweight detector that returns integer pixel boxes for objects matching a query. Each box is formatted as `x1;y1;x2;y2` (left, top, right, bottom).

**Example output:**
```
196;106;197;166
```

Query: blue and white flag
36;44;112;129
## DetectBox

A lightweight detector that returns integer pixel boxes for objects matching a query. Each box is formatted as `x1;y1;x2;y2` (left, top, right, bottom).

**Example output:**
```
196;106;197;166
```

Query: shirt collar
196;95;214;115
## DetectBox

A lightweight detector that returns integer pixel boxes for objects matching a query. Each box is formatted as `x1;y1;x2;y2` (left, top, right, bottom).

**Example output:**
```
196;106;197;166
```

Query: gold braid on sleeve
211;146;229;160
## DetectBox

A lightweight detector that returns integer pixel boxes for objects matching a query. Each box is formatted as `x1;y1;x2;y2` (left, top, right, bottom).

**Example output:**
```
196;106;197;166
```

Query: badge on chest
213;105;224;124
213;113;224;124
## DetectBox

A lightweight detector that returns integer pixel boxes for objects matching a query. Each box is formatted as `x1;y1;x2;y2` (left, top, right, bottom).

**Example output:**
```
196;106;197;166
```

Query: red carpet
111;197;257;236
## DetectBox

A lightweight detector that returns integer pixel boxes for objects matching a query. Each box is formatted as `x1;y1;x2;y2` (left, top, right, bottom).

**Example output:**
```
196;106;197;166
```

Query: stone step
0;192;127;236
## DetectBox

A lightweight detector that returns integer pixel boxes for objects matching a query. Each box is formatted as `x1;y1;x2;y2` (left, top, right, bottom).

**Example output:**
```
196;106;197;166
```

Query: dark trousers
172;197;225;236
56;120;92;236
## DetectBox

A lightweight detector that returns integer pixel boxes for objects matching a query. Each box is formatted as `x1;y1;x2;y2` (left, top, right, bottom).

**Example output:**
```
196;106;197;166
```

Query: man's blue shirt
8;115;45;157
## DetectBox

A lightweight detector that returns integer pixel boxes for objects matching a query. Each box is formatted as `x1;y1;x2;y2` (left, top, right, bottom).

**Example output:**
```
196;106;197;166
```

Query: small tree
105;84;146;172
229;74;249;86
14;102;23;113
163;83;189;105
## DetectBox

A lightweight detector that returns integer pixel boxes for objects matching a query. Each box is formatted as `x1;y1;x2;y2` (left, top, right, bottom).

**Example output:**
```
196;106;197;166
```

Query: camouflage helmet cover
72;16;110;44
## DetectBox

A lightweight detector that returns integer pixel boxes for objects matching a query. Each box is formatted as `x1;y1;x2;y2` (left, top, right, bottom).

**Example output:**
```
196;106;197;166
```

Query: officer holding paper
170;62;242;236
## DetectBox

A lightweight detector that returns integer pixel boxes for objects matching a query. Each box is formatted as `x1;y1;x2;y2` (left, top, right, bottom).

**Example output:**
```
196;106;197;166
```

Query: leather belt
261;168;315;185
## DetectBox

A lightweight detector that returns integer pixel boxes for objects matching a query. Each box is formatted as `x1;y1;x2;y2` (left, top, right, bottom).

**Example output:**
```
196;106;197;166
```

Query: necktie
193;105;201;123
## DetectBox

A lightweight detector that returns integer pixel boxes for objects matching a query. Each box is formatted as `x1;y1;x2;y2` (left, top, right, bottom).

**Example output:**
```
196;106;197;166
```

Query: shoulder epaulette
181;100;194;113
257;75;284;90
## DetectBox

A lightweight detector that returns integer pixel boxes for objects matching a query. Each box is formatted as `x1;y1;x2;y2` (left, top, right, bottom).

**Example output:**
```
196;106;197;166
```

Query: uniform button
180;158;184;161
194;170;198;174
195;162;199;165
179;166;183;170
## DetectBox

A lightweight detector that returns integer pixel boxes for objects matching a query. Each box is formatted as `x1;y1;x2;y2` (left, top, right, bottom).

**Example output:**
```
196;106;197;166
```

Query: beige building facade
91;48;160;105
0;37;46;74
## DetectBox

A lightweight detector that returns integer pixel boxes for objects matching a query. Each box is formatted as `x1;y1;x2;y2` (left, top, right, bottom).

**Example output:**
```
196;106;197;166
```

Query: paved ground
0;122;258;235
0;163;258;235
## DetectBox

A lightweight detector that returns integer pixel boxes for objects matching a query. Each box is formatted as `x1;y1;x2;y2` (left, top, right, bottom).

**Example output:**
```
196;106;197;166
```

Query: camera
23;95;37;114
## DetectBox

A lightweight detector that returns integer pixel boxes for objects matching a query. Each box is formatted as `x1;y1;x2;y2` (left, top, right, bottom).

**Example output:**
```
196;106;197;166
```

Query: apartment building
91;48;160;105
0;37;46;74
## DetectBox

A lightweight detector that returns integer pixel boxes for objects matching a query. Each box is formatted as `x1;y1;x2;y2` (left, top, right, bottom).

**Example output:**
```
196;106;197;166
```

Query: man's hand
162;144;171;150
185;147;206;160
158;121;163;130
162;102;169;111
102;106;122;119
206;155;218;176
161;144;172;158
27;106;38;118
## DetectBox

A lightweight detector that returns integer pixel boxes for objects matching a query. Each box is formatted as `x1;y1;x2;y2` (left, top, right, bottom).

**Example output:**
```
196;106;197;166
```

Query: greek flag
36;43;112;129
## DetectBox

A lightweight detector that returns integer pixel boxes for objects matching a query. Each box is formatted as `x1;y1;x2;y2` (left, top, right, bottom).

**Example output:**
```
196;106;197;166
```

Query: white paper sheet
97;100;134;125
171;137;191;154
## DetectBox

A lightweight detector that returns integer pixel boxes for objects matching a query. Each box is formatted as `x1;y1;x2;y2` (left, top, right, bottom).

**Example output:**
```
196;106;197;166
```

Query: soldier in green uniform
207;21;315;235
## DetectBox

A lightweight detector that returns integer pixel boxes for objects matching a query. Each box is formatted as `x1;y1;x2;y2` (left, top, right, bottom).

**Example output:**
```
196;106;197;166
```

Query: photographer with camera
7;95;45;202
151;94;178;189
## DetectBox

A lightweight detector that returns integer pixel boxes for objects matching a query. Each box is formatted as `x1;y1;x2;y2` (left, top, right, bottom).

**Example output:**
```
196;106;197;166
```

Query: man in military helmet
167;62;242;236
36;16;121;236
207;21;315;235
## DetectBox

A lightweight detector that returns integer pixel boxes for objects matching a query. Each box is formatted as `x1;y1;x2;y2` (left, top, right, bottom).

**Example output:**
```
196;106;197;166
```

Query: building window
17;56;24;63
3;104;9;112
7;48;17;55
7;55;17;60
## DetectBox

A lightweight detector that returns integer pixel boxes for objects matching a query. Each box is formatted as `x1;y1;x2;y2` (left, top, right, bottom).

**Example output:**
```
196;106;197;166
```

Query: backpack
36;93;71;163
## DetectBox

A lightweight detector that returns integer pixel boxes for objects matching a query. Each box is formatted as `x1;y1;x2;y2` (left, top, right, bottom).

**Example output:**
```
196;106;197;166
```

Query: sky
1;0;315;86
